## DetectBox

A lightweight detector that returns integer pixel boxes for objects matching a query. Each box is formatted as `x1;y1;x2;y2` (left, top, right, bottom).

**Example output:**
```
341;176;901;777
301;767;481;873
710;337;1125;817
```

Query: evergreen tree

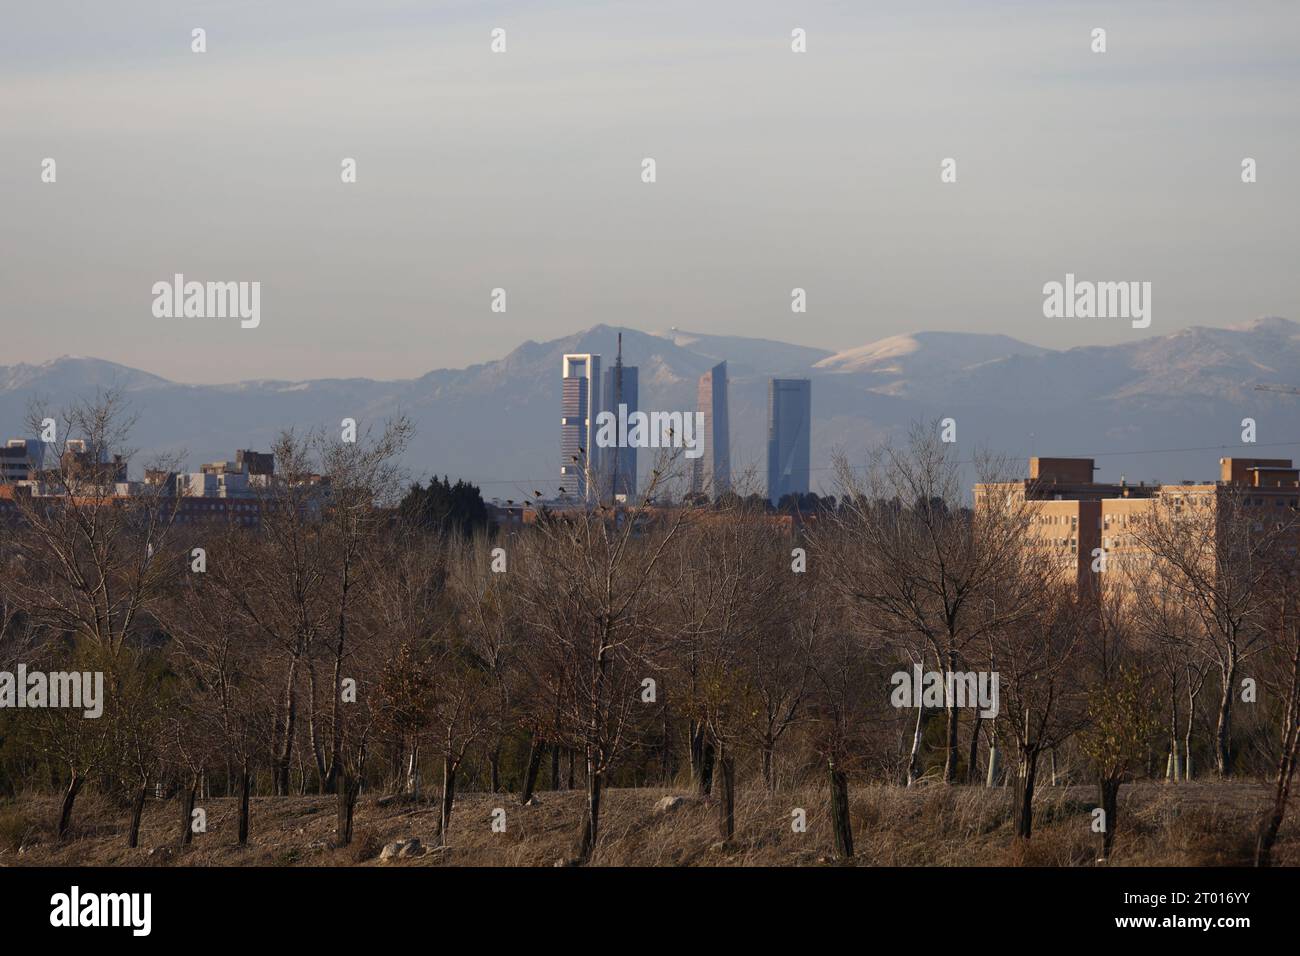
398;476;492;536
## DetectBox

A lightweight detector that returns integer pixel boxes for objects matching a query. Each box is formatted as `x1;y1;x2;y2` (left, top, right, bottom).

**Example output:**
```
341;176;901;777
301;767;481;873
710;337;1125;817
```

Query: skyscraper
601;358;639;502
692;360;730;497
561;353;600;499
767;378;811;506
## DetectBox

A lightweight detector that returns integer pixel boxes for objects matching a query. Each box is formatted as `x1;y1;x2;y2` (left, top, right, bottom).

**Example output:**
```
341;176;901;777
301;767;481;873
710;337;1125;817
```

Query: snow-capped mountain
5;317;1300;495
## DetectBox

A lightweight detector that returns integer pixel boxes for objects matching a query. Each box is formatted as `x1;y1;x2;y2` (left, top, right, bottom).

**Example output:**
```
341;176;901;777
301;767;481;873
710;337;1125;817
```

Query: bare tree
1130;486;1288;776
4;391;182;659
514;458;688;863
427;636;498;845
1130;566;1206;781
314;417;411;794
737;594;815;793
112;652;170;848
446;532;521;798
163;530;276;846
370;527;446;799
2;392;182;836
663;502;789;837
989;582;1088;840
822;423;1040;783
1253;558;1300;866
166;699;219;848
806;612;862;860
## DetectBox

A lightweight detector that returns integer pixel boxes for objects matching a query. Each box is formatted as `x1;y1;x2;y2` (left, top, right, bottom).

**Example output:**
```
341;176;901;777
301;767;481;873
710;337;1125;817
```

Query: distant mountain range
6;317;1300;498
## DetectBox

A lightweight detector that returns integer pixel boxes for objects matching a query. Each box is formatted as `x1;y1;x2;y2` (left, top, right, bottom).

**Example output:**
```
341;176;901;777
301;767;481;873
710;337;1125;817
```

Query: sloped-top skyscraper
601;339;638;502
691;360;730;498
767;378;811;505
561;353;600;499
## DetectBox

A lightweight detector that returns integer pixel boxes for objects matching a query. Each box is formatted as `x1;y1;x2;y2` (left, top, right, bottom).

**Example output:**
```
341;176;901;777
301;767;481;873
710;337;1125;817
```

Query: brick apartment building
977;456;1300;591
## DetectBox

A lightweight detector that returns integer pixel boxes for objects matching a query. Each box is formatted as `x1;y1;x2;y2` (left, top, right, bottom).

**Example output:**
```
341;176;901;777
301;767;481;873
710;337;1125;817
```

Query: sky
2;0;1298;383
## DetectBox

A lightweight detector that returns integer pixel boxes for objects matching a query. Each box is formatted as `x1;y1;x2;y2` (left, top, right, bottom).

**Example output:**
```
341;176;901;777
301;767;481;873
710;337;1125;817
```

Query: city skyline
13;314;1300;498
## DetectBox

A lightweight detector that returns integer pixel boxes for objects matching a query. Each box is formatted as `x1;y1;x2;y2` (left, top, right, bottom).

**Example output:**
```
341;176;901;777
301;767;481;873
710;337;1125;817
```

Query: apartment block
977;456;1300;592
0;439;51;483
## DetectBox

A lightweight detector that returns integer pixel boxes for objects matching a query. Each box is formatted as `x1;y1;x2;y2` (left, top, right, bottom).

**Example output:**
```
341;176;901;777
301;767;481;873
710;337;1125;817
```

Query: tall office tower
601;340;639;502
767;378;811;506
561;353;601;499
691;360;730;498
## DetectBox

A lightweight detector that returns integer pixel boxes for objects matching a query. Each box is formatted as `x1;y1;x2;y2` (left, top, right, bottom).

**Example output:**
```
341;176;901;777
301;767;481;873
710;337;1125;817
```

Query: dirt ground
1;779;1293;867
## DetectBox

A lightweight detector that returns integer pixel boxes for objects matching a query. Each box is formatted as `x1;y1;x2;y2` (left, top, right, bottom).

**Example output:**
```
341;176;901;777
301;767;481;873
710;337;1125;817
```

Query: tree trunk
716;742;736;842
576;764;603;864
436;756;457;845
336;772;359;847
907;706;928;786
566;749;575;790
549;743;561;791
1099;778;1121;860
1184;675;1200;781
1215;659;1236;777
237;767;251;845
966;714;982;785
57;773;84;841
1167;682;1181;782
179;777;198;846
127;781;147;848
762;738;775;792
1255;663;1300;866
1014;748;1039;839
520;735;545;804
660;699;674;784
307;662;329;793
986;738;1002;788
404;742;420;799
829;762;853;859
943;698;960;784
1256;799;1287;867
690;723;714;796
274;654;301;797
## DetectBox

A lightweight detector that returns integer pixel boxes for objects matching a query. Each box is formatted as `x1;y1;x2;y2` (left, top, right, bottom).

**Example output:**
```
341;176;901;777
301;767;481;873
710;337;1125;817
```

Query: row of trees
1;401;1297;865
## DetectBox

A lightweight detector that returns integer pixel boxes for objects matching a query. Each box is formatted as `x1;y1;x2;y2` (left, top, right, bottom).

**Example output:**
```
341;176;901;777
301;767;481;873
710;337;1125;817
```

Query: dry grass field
1;780;1293;867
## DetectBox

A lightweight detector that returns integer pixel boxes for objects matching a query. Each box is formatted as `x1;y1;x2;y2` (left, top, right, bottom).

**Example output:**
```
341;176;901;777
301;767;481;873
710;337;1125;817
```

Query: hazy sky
2;0;1298;382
